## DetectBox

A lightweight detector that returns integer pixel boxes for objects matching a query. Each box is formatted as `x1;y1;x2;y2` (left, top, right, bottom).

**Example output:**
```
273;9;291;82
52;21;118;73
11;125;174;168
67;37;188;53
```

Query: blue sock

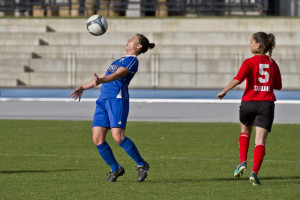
96;142;119;172
119;137;145;166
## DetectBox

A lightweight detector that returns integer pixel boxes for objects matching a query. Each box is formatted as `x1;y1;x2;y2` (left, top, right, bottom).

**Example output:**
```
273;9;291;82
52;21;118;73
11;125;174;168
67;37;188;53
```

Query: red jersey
234;55;282;101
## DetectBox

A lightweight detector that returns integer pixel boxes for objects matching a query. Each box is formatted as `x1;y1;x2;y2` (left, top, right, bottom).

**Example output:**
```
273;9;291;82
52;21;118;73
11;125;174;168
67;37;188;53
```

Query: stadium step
1;45;300;56
0;52;32;59
0;79;21;87
0;18;299;89
0;25;54;33
0;65;26;72
2;32;300;46
0;59;30;66
0;38;48;46
1;56;298;75
1;18;300;33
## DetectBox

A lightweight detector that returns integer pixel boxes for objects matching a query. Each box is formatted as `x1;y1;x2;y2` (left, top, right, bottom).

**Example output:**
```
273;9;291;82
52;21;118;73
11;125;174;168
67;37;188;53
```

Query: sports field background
0;120;299;199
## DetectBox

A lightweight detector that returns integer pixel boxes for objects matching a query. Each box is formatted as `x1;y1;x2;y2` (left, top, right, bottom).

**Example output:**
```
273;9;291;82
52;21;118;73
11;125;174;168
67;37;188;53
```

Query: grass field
0;120;299;199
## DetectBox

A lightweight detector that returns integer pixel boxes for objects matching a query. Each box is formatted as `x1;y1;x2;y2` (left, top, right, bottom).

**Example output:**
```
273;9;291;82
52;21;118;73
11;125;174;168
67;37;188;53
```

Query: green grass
0;120;299;199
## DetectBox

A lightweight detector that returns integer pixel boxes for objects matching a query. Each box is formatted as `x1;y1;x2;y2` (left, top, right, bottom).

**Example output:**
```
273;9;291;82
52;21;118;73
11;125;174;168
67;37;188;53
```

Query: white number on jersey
258;64;269;83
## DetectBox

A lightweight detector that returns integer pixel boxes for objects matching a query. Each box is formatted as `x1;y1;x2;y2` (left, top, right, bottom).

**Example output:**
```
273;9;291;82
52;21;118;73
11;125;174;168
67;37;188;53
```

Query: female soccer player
71;34;155;182
217;32;282;185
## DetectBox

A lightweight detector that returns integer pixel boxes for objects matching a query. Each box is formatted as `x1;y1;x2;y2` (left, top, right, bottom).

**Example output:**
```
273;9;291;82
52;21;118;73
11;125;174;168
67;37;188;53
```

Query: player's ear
137;44;142;50
256;42;261;49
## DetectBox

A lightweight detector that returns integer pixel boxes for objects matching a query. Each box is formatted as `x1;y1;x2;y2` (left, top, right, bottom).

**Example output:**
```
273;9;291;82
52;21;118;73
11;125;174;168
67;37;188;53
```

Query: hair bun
149;43;155;49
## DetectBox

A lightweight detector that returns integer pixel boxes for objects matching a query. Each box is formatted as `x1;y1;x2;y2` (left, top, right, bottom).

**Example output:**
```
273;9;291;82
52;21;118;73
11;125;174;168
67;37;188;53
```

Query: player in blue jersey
71;34;155;182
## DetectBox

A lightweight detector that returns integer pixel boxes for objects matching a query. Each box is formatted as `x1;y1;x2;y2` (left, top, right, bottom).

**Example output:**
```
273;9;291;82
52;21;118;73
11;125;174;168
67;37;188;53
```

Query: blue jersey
99;55;138;100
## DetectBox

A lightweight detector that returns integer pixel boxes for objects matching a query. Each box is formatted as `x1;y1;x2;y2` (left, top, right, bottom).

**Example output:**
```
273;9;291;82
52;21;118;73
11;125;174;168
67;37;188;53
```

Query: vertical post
262;0;268;16
297;0;300;16
155;54;159;88
12;0;16;10
28;54;31;87
67;54;72;87
41;0;45;9
195;53;198;87
126;0;141;17
72;54;76;87
234;53;239;75
292;0;300;16
156;0;168;17
85;0;96;16
151;54;155;87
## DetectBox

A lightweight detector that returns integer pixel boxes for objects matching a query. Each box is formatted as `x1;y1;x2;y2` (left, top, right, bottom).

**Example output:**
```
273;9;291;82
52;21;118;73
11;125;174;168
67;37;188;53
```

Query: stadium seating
0;18;299;89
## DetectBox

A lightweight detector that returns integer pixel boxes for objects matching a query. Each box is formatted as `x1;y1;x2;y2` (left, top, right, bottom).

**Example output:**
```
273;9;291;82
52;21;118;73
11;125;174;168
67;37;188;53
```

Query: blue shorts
92;98;129;129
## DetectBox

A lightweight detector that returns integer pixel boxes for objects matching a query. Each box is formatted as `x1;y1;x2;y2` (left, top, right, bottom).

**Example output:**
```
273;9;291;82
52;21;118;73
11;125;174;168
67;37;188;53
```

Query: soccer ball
86;15;108;36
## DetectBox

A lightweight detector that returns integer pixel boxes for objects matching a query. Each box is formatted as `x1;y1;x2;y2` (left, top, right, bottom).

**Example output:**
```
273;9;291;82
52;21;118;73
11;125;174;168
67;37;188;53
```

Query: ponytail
267;33;276;60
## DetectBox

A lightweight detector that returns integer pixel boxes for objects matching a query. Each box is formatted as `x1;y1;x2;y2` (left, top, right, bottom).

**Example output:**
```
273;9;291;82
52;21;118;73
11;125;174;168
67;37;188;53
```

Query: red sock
238;133;250;163
252;144;266;174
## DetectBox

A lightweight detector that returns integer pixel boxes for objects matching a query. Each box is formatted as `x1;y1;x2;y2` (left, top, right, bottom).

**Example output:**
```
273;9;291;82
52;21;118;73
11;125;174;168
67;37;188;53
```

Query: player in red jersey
217;32;282;185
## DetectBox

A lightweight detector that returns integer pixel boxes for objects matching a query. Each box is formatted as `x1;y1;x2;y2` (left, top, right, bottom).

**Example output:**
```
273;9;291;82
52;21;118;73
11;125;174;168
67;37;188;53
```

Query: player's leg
234;123;252;178
235;101;255;178
112;127;145;165
111;127;149;182
93;127;123;181
92;126;108;145
108;98;149;182
92;100;123;182
250;101;274;185
253;127;268;174
108;98;146;166
239;123;252;163
249;127;268;185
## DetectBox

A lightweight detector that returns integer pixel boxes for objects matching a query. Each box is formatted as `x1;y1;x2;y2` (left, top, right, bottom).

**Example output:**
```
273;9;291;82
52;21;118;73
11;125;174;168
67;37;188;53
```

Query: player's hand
93;73;101;87
217;91;227;99
71;86;84;101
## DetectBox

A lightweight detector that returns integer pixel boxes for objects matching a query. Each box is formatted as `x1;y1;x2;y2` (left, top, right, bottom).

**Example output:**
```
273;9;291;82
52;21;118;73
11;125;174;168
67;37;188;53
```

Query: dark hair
252;32;276;60
136;33;155;55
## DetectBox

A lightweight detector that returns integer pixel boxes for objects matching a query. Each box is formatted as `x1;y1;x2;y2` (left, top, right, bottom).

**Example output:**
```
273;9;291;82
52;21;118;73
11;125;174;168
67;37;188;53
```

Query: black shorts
239;100;275;132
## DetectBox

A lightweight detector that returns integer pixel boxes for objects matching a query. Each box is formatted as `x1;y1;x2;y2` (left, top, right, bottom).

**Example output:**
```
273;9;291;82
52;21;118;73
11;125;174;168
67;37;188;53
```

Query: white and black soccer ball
86;15;108;36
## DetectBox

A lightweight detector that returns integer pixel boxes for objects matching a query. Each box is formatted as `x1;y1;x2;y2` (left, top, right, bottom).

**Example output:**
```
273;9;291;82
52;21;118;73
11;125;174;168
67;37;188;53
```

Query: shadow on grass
0;169;78;174
146;177;246;183
262;176;300;180
145;176;300;183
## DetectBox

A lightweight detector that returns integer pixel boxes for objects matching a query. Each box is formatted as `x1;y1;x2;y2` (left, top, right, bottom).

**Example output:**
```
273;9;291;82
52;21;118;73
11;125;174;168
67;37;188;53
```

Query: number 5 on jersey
258;64;269;83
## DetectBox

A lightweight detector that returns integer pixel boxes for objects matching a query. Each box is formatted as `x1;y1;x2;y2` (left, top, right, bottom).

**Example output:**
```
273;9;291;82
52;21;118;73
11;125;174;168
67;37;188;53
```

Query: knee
93;136;105;146
113;135;125;145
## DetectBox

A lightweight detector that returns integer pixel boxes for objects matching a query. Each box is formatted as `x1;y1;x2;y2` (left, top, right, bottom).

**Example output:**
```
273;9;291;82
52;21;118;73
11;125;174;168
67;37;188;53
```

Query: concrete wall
1;18;300;32
0;18;299;89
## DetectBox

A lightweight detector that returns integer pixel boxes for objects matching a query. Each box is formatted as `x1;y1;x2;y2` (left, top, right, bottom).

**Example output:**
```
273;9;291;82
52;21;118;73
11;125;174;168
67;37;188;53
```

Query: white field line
0;153;298;163
0;98;300;104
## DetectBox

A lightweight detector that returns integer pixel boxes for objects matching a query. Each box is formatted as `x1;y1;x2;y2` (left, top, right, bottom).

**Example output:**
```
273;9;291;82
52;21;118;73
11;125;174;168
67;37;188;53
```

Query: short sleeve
234;59;251;83
121;57;138;73
273;61;282;90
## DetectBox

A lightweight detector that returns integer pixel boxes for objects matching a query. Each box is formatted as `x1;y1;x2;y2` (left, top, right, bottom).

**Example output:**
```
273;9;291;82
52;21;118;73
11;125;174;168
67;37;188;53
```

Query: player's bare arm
71;70;107;101
96;67;129;84
70;79;94;101
217;79;240;99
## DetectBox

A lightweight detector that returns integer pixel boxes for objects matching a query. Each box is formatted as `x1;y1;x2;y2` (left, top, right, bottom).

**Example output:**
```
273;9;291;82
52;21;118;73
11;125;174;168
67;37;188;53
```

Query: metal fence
0;0;270;17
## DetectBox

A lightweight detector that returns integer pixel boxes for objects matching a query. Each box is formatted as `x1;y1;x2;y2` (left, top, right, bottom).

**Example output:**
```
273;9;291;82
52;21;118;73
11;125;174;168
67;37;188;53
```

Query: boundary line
0;98;300;104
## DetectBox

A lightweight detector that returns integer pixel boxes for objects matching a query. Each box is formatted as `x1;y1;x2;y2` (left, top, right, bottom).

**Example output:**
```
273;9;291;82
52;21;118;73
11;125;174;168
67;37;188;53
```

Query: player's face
125;35;142;54
249;37;260;54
